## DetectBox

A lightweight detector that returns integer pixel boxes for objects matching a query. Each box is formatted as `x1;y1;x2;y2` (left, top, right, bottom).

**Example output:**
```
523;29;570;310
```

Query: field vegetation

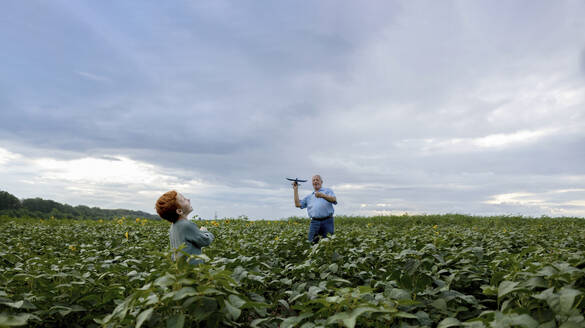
1;215;585;327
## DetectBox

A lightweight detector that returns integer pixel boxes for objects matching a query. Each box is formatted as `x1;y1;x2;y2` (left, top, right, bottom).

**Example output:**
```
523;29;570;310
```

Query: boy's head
155;190;180;223
156;190;193;223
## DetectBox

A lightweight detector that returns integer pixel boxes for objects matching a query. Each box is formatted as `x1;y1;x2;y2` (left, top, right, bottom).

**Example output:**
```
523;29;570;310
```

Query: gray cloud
581;47;585;77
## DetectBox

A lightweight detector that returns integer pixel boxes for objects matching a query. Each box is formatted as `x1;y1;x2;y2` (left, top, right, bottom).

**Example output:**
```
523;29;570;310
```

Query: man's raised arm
293;182;301;208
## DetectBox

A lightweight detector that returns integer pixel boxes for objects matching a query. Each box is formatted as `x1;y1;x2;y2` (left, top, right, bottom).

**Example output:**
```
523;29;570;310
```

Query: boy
155;190;214;265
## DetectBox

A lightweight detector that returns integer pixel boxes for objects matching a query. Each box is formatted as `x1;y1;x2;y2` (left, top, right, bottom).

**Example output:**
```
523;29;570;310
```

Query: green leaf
533;288;560;312
325;296;342;303
462;320;488;328
49;305;86;317
154;273;176;288
177;278;196;285
385;287;411;300
395;312;419;319
498;281;519;298
431;298;447;311
228;294;246;308
481;285;498;296
437;317;461;328
327;307;389;328
0;300;36;310
492;312;538;328
191;254;210;262
166;314;185;328
307;286;323;300
559;287;582;314
535;266;557;277
559;323;583;328
280;313;312;328
224;299;241;321
278;299;290;309
328;263;339;273
172;287;198;301
507;314;538;328
135;308;154;328
0;313;32;327
331;278;352;286
145;293;159;306
532;287;555;301
192;297;217;321
522;277;546;289
251;317;275;328
200;288;226;296
501;299;512;312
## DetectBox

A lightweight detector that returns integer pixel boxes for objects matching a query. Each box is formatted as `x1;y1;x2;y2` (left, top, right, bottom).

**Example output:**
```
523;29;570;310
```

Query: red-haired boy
155;190;214;265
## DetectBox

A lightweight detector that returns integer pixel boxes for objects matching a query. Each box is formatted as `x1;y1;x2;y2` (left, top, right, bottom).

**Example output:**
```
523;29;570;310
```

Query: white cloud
565;200;585;207
398;128;558;154
0;147;22;165
34;156;176;185
332;183;372;191
552;189;585;193
484;192;543;206
240;179;269;188
76;71;110;82
484;189;585;217
472;129;556;148
482;76;585;127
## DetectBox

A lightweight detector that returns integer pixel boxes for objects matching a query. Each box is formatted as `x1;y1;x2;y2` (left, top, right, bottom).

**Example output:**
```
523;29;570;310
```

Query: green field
1;215;585;327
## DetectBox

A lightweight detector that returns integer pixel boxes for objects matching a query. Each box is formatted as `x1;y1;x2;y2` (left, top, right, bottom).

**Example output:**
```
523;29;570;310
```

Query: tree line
0;190;159;220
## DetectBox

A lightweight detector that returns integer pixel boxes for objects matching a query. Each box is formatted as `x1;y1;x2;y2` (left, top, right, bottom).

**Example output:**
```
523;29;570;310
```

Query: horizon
3;188;585;220
1;1;584;219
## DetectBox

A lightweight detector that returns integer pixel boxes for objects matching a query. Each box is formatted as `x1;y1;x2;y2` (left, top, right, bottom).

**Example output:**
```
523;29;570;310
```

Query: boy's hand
200;226;208;231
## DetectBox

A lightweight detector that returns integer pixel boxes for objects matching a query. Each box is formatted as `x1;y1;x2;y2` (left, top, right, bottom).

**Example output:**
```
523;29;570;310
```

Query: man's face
312;175;322;191
176;193;193;217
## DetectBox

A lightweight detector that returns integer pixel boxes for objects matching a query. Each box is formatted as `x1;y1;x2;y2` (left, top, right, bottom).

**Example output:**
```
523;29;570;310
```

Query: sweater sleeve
185;222;215;248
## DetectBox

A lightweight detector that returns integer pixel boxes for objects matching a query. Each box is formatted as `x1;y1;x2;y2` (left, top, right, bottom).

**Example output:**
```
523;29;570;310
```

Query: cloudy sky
1;1;584;219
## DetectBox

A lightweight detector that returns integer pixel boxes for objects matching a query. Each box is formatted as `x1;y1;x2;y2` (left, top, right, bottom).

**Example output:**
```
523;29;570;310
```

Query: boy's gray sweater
169;219;214;265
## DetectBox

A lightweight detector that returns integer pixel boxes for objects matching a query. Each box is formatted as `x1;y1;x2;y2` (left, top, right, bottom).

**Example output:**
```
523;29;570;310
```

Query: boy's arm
185;223;215;247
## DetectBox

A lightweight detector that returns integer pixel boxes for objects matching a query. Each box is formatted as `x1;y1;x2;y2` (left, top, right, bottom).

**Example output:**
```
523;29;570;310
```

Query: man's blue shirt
300;187;337;218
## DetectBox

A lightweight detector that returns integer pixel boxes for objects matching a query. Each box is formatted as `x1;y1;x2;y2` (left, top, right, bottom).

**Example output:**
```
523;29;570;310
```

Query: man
155;190;214;265
292;175;337;243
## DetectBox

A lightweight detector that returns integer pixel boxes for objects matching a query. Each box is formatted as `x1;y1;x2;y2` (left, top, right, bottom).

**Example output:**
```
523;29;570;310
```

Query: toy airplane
286;178;307;185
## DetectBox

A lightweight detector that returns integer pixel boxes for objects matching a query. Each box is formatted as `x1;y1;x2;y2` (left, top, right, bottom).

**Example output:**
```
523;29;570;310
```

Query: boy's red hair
155;190;179;223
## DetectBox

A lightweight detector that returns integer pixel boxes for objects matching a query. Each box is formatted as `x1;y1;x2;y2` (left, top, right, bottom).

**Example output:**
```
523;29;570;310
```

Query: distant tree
22;198;64;213
0;190;160;220
0;191;21;210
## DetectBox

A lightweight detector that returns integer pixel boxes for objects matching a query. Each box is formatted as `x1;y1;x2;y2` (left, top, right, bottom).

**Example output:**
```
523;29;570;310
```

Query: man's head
312;175;323;191
155;190;193;223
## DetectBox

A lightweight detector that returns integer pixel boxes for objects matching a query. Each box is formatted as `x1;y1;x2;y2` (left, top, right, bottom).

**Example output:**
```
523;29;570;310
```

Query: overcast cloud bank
1;1;584;219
